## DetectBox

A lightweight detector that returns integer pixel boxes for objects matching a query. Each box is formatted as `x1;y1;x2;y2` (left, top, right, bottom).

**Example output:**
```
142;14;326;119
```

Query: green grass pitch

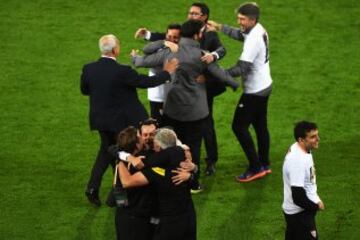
0;0;359;239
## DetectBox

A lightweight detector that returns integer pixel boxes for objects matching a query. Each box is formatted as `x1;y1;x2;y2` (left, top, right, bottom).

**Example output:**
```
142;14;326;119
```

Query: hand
163;58;179;74
128;155;145;169
164;41;179;52
179;160;196;172
201;53;215;64
207;20;222;31
130;49;139;57
318;201;325;210
171;168;191;185
134;28;148;39
196;74;206;84
184;148;192;162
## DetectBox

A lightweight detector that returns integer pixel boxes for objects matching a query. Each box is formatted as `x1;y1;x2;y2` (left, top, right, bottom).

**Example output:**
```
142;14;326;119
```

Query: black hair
191;2;210;21
180;20;203;38
138;118;159;133
167;23;182;31
238;2;260;22
294;121;318;141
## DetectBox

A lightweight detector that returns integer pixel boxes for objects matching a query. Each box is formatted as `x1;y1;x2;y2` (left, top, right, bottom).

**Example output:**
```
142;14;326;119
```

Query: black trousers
149;101;163;125
153;210;197;240
284;211;318;240
162;115;205;188
87;130;117;191
202;96;218;165
115;208;153;240
232;94;270;172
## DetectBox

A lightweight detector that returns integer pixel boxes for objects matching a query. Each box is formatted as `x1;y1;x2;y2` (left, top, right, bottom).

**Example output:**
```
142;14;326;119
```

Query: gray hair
99;34;119;55
154;128;177;149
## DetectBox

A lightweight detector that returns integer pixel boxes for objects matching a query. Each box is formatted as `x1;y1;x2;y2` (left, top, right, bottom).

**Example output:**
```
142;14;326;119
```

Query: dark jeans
150;101;163;125
87;130;117;191
284;211;318;240
162;115;205;188
232;94;270;172
203;96;218;165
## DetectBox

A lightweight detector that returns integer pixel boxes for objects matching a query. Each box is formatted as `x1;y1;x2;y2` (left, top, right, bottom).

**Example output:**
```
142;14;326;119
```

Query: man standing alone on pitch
282;121;324;240
80;34;178;206
208;2;272;182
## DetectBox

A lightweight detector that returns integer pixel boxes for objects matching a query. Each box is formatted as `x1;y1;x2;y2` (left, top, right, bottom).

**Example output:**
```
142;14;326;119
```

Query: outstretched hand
134;28;148;39
130;49;139;57
207;20;222;31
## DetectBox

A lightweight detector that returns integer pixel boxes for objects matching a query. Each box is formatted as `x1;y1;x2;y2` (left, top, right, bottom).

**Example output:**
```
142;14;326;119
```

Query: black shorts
284;211;318;240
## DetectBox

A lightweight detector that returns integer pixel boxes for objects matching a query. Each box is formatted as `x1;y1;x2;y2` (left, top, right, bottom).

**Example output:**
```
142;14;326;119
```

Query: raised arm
207;20;245;41
132;48;170;68
221;25;245;41
143;40;166;55
123;58;178;89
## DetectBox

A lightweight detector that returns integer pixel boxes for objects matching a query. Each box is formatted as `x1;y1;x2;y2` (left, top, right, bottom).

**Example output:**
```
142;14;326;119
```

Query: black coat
81;57;170;132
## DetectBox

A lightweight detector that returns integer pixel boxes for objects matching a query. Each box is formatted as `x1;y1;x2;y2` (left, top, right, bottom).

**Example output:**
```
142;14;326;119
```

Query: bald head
99;34;120;57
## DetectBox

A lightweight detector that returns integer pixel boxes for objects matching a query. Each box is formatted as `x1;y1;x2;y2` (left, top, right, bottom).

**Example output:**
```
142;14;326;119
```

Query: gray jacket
133;38;238;121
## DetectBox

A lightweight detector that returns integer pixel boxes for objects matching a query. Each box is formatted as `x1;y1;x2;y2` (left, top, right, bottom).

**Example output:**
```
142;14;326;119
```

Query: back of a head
117;126;138;153
154;128;177;150
99;34;119;55
294;121;318;141
238;2;260;22
181;20;203;38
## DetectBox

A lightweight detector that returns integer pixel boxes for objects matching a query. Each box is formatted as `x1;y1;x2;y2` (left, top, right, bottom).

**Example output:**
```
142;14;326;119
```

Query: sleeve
291;186;319;212
207;63;239;90
121;66;170;89
221;25;245;41
132;49;169;68
141;168;159;183
226;60;253;80
80;66;89;95
204;31;226;61
149;32;166;42
143;40;166;55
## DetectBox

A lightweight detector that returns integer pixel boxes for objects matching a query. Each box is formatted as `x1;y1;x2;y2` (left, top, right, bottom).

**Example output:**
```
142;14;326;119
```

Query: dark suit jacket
150;29;226;97
81;57;170;132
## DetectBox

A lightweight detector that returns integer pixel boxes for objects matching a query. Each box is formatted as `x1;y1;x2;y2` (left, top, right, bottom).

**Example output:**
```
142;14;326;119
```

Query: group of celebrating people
80;2;324;240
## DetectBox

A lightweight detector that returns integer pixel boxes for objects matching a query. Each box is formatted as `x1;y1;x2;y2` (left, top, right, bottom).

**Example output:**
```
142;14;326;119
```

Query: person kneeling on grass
118;128;197;240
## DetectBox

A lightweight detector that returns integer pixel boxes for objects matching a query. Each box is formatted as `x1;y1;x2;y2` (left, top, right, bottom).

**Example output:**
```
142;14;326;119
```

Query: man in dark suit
80;34;178;206
134;2;226;178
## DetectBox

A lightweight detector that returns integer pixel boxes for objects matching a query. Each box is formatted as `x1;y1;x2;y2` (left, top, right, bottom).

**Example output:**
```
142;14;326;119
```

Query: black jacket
81;57;170;132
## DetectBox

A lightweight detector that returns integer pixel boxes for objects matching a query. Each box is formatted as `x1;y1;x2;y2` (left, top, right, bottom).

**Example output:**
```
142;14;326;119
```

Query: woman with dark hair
114;126;155;240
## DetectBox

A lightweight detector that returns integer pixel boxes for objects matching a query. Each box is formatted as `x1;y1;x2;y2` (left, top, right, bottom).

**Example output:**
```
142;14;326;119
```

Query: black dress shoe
205;164;216;176
85;188;101;207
